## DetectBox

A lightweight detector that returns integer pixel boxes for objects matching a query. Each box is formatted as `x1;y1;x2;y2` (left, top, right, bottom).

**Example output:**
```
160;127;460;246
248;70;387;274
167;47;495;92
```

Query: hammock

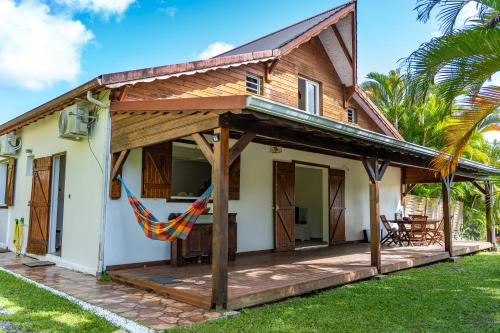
118;176;213;241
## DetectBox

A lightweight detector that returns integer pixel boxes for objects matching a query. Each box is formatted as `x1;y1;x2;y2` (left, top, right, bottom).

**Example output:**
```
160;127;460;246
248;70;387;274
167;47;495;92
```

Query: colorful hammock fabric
118;176;213;241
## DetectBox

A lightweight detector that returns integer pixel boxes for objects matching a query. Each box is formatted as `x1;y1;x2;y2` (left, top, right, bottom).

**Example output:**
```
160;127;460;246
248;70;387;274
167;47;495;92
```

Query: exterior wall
124;37;384;135
0;209;8;248
104;141;402;267
4;108;108;274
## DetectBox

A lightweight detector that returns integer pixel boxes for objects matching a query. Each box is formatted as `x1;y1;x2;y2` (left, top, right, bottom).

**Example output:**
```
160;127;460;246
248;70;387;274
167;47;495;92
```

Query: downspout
86;91;111;274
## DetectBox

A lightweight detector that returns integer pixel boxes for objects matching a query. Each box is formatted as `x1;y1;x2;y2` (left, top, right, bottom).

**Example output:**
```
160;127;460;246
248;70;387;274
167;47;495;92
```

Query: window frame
298;76;320;115
246;73;262;95
347;107;357;124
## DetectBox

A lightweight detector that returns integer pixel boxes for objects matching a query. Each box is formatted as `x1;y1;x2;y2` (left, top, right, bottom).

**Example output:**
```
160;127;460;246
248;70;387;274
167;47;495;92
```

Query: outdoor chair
380;215;401;246
408;215;428;246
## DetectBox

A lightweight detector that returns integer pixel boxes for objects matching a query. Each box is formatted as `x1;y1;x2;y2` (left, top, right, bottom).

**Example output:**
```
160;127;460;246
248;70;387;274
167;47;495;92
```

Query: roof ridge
216;1;353;58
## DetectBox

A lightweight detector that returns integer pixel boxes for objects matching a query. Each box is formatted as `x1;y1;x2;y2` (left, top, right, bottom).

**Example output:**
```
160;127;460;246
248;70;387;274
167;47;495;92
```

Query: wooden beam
109;150;129;200
361;157;376;183
484;181;495;245
441;175;453;255
351;10;357;86
110;95;247;113
362;157;388;273
343;85;355;108
472;181;487;195
191;133;214;166
332;25;353;65
229;132;255;166
369;181;381;271
211;127;229;309
111;150;129;181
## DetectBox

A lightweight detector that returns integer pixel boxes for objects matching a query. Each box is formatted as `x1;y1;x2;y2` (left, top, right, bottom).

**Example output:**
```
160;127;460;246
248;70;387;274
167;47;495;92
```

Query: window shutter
229;156;240;200
5;158;15;206
142;142;172;199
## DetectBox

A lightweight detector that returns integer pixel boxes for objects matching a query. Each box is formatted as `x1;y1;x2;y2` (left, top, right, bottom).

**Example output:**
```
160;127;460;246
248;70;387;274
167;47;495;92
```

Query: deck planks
108;241;491;310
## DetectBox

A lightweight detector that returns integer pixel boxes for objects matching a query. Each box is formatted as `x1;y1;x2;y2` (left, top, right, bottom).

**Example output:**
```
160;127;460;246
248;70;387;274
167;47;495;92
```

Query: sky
0;0;497;140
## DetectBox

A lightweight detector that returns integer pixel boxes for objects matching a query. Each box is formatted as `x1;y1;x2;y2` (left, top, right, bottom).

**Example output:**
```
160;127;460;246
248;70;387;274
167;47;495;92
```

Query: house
0;1;496;310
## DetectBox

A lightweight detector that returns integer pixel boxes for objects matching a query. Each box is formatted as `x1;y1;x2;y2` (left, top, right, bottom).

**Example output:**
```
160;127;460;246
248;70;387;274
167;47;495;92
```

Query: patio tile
0;252;222;330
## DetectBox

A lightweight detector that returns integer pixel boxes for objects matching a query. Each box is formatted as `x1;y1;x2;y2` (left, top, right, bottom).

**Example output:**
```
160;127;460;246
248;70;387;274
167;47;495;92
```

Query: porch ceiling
110;95;500;179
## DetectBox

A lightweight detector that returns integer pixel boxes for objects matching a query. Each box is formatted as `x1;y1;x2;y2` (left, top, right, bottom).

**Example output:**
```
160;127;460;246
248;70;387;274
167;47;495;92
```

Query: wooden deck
108;241;491;310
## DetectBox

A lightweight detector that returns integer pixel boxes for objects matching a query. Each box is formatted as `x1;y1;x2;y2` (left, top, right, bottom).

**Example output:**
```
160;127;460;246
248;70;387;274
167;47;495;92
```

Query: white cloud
55;0;135;16
455;1;480;28
0;0;93;90
197;42;234;60
159;6;177;17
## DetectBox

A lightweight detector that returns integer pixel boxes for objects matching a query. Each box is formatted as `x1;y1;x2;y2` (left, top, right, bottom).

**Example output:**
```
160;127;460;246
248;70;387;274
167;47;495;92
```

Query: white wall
104;141;402;267
5;107;108;274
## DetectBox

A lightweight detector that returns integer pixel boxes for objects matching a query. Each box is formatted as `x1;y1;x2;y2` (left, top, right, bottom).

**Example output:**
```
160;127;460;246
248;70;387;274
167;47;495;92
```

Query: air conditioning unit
0;132;21;157
59;103;92;140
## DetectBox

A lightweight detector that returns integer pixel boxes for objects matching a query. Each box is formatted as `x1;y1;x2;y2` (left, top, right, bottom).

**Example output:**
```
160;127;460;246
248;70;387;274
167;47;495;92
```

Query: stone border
0;266;154;333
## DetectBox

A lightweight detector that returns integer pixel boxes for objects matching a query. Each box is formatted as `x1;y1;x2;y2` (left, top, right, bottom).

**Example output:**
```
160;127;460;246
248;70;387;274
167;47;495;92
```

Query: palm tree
360;70;407;130
404;0;500;175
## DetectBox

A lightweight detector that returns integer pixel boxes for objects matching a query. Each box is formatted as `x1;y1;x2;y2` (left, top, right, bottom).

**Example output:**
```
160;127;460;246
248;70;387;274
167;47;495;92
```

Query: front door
273;161;295;251
329;169;346;245
27;157;52;255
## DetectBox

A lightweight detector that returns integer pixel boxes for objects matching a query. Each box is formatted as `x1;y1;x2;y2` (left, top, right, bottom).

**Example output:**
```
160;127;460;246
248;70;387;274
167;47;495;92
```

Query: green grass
172;252;500;333
0;270;118;333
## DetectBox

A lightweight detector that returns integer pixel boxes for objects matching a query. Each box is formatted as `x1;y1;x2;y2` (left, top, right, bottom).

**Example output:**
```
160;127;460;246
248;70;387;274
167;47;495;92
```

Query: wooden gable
122;35;389;137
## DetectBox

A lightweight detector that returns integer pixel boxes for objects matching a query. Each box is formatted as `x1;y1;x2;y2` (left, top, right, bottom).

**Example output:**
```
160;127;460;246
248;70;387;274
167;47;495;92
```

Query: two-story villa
0;1;496;310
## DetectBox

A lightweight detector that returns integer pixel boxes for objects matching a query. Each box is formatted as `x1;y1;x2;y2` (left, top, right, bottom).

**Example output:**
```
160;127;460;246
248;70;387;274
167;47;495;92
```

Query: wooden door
329;169;346;245
273;161;295;251
27;157;53;255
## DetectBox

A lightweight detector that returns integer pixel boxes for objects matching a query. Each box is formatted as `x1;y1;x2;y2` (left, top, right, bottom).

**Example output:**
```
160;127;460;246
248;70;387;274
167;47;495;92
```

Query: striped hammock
118;176;213;241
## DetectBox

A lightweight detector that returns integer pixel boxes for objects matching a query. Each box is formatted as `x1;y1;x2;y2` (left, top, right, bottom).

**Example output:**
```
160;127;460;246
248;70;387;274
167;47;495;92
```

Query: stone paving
0;252;222;331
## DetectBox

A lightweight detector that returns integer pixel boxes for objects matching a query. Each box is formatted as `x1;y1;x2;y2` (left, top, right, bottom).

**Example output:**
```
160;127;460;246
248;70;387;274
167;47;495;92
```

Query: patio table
388;219;441;246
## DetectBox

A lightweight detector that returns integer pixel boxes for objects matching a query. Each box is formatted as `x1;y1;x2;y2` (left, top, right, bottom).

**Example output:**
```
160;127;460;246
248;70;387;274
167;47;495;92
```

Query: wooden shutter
229;156;240;200
142;142;172;199
27;157;52;255
5;158;15;206
273;161;295;251
329;169;346;245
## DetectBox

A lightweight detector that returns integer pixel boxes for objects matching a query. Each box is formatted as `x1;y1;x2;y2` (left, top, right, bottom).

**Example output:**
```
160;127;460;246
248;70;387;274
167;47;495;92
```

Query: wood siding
121;36;384;134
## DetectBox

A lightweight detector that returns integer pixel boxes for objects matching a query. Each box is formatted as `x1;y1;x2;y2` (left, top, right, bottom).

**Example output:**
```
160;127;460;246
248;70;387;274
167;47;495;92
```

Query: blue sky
0;0;452;124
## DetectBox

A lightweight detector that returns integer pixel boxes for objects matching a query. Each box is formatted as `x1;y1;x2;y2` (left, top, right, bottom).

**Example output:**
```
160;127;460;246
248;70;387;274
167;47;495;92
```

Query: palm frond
404;27;500;106
415;0;499;34
431;86;500;175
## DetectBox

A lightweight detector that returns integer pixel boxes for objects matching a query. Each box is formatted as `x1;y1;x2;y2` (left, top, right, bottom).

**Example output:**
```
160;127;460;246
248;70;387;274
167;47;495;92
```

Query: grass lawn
0;270;117;333
172;252;499;333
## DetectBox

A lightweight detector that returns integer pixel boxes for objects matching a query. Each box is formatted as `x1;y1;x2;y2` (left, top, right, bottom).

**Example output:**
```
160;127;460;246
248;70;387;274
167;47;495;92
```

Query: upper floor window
298;77;320;115
347;107;357;124
246;74;262;94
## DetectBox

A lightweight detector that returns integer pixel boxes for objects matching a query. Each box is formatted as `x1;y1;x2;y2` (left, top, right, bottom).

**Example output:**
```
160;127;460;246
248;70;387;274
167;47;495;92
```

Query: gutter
245;95;500;176
86;91;111;274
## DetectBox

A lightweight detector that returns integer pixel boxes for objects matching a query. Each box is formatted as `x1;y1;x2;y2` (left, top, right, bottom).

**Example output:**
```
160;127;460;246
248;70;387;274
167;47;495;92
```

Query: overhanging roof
238;96;499;177
109;95;500;177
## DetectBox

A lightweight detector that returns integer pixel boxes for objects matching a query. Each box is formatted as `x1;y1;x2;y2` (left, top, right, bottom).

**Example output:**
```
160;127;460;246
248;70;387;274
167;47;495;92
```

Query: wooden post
362;157;389;273
485;181;495;245
369;181;381;270
211;127;229;309
441;175;453;256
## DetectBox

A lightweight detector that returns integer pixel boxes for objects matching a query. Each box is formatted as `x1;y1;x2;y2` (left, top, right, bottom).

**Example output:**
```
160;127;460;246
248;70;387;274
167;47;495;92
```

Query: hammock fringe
118;176;213;241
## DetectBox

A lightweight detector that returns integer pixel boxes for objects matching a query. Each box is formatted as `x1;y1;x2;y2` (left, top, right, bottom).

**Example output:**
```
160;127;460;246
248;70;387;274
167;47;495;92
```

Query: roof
241;96;500;176
219;2;353;56
0;1;356;135
109;94;500;176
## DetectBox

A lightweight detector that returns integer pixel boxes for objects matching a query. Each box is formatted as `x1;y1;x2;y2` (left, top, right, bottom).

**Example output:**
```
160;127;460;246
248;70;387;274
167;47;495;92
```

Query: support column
369;181;381;269
441;175;454;256
211;127;229;309
362;157;389;273
485;181;495;246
